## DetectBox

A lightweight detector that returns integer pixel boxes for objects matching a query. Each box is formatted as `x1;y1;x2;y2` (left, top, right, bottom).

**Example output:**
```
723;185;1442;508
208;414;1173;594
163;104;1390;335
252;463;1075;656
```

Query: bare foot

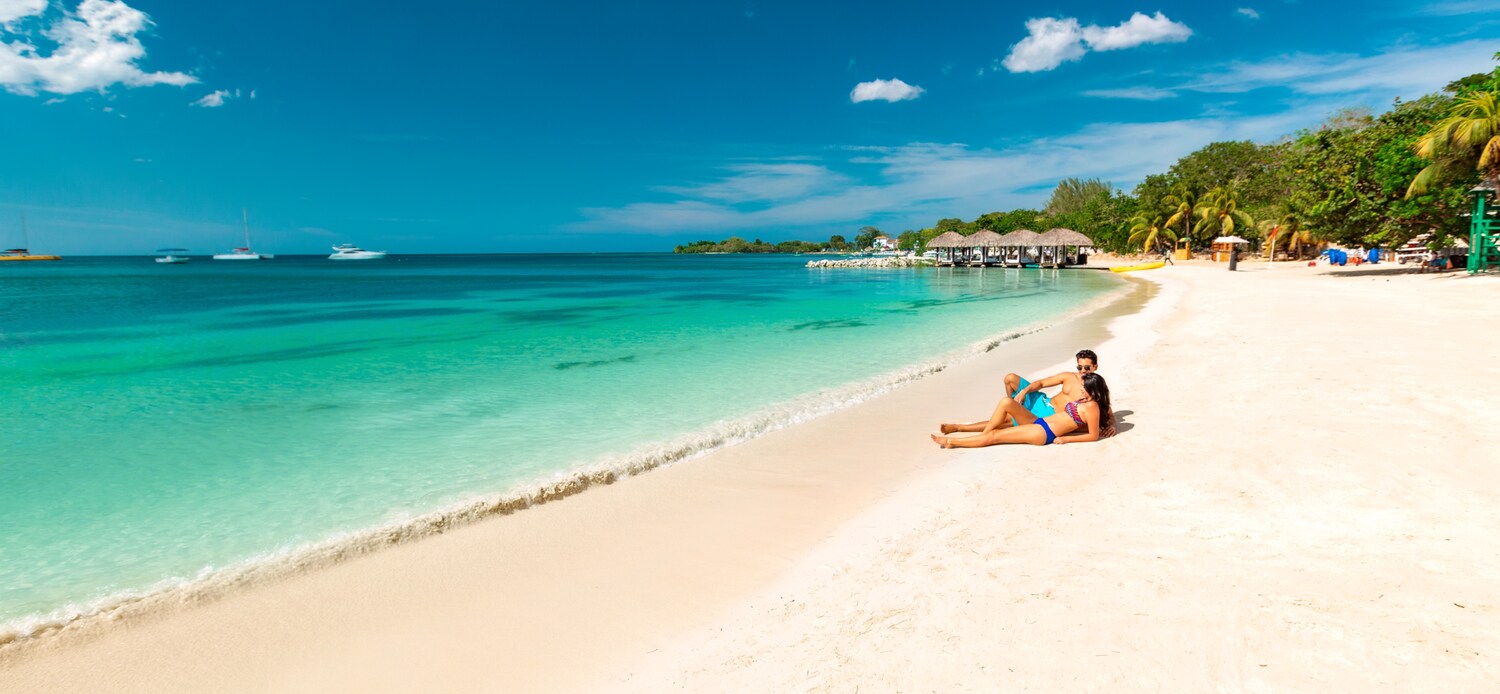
930;434;954;449
939;423;960;434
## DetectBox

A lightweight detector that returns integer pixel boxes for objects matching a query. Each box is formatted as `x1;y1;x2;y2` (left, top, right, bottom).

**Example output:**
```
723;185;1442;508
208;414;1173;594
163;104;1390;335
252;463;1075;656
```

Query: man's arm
1016;371;1073;396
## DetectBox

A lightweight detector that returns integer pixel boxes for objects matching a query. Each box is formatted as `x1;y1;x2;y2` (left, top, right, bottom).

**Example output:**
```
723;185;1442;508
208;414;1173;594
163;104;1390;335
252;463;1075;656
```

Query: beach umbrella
1212;236;1249;244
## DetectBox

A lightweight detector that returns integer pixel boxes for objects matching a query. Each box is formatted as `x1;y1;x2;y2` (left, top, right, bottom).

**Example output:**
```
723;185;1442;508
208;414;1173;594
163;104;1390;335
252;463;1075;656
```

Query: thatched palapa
960;229;1004;248
1036;228;1094;247
924;231;966;248
995;229;1043;247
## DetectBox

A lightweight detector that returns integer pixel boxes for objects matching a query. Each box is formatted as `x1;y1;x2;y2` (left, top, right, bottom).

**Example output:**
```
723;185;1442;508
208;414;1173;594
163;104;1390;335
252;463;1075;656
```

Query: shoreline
609;264;1500;691
0;272;1145;667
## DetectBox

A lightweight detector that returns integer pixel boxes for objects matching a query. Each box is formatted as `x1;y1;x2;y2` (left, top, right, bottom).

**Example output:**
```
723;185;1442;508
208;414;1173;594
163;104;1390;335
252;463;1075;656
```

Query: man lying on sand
932;372;1115;448
940;349;1100;434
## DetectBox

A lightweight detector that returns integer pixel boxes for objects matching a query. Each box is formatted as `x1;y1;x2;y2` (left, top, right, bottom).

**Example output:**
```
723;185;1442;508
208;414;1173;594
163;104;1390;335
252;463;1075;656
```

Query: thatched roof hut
961;229;1004;248
996;229;1043;247
925;231;966;248
1036;228;1095;247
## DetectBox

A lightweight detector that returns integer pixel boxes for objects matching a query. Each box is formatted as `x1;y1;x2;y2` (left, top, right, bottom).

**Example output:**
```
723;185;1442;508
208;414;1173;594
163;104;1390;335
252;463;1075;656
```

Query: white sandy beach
3;261;1499;692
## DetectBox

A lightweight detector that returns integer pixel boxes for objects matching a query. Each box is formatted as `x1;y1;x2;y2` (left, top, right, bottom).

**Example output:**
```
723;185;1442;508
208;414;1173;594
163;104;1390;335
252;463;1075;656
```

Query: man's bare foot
930;433;954;449
939;423;960;434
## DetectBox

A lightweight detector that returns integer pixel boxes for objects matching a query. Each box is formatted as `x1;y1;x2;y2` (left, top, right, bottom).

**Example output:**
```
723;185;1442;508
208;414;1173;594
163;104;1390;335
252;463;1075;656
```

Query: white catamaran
213;209;273;260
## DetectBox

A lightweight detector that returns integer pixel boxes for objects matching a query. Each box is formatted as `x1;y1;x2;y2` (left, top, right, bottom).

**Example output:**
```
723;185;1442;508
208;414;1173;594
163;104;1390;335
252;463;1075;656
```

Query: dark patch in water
788;319;869;331
668;292;778;303
225;306;483;329
305;403;343;412
554;355;637;370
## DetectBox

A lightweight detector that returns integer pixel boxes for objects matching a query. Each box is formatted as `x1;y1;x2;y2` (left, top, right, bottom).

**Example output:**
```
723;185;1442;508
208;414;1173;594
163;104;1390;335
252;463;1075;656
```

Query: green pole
1472;186;1497;274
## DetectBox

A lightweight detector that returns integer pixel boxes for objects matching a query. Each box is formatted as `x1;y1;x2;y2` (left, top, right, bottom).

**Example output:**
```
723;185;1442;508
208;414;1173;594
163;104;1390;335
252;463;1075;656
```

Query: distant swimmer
939;349;1099;435
932;372;1116;448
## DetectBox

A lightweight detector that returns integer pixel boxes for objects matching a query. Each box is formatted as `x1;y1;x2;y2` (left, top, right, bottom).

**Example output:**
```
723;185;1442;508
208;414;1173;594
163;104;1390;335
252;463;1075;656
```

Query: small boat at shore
1;214;60;261
1110;261;1166;273
328;244;387;260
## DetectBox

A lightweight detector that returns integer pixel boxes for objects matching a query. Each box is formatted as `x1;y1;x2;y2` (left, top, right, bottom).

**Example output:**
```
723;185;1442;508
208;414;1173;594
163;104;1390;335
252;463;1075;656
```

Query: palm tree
1194;186;1255;240
1126;212;1176;254
1407;89;1500;197
1257;215;1316;259
1161;185;1198;246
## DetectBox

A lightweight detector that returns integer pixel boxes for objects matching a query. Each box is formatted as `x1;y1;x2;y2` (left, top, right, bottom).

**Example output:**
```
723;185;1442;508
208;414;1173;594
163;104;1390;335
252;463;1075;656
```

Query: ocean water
0;254;1122;633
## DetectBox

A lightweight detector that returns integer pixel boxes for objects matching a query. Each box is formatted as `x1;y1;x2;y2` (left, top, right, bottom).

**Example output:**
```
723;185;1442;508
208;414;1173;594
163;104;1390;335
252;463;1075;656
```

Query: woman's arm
1055;403;1102;444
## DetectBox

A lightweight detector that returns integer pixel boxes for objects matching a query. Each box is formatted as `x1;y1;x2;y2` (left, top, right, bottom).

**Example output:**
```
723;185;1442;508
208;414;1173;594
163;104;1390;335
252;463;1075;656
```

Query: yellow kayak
1110;261;1165;273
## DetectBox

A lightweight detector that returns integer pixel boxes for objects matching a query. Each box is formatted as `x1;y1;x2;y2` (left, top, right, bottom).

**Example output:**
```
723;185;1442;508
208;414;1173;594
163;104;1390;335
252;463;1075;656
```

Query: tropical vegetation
677;56;1499;258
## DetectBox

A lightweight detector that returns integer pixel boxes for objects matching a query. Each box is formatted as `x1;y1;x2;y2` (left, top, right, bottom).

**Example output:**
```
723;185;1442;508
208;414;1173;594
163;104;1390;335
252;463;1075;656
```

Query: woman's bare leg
932;423;1047;448
939;396;1035;434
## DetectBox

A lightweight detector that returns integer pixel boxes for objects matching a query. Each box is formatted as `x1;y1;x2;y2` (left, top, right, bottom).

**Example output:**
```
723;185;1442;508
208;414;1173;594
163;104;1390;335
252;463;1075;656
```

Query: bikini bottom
1036;418;1056;445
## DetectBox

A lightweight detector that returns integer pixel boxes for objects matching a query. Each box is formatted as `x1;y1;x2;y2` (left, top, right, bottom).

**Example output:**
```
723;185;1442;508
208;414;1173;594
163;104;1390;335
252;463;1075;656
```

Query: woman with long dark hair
932;372;1115;448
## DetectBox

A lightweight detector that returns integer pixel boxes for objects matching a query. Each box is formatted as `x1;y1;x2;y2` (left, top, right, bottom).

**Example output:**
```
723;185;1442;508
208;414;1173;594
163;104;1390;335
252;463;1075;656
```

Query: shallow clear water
0;254;1120;626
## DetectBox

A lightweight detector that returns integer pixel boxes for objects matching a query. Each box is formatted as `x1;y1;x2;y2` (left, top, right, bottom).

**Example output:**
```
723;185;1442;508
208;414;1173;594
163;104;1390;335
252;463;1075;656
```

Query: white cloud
850;77;924;103
1417;1;1500;16
0;0;45;25
1083;86;1178;100
0;0;196;95
657;163;849;203
1002;17;1087;73
574;104;1330;235
1236;8;1261;20
1189;39;1497;97
1003;12;1191;73
191;88;228;107
1081;12;1192;51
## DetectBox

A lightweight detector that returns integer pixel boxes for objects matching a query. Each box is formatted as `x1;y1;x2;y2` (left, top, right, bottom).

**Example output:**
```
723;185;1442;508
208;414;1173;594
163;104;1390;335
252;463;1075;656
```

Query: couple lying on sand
932;349;1116;448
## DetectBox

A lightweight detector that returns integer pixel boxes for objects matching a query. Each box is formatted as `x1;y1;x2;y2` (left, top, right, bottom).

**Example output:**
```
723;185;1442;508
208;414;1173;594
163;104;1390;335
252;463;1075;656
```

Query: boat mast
242;208;251;248
20;213;29;251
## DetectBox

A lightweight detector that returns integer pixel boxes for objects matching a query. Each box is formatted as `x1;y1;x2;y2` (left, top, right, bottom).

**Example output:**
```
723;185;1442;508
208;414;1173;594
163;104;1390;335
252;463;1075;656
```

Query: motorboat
214;209;270;260
155;248;191;264
328;244;387;260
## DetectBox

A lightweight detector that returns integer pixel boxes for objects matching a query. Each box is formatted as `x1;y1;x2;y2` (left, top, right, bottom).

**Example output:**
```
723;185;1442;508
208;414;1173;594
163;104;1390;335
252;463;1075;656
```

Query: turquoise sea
0;254;1122;634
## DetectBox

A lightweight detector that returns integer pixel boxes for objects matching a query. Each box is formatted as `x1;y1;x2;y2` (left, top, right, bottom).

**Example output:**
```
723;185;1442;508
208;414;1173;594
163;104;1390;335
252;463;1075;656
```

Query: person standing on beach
1161;244;1174;266
940;349;1099;435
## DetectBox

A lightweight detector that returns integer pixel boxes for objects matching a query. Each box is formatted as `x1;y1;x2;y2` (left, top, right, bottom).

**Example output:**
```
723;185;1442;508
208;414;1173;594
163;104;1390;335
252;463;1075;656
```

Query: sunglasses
1077;364;1095;371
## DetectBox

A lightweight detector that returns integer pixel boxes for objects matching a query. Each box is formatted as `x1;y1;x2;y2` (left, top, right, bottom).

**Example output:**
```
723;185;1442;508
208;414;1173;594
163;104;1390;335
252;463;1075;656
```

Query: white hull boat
214;210;269;260
329;244;387;260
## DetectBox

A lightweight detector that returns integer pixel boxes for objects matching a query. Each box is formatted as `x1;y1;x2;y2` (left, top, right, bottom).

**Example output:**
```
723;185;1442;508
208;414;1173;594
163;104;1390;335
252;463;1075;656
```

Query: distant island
674;227;907;254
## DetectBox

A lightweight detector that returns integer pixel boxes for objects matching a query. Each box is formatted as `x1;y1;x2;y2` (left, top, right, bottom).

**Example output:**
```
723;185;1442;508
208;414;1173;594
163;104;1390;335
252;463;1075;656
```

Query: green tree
828;234;848;251
1161;185;1199;245
1194;186;1256;240
1126;212;1176;254
1407;89;1500;196
896;230;920;250
854;226;882;250
1286;95;1468;248
1043;178;1113;216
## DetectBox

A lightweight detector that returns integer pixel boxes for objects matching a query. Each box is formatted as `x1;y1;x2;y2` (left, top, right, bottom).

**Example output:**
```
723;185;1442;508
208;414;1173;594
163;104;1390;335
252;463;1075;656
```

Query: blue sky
1;0;1497;254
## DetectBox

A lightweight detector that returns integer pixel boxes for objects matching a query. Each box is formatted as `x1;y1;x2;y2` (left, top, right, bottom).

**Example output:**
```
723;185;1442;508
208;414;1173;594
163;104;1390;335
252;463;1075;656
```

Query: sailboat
213;209;273;260
0;214;61;261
